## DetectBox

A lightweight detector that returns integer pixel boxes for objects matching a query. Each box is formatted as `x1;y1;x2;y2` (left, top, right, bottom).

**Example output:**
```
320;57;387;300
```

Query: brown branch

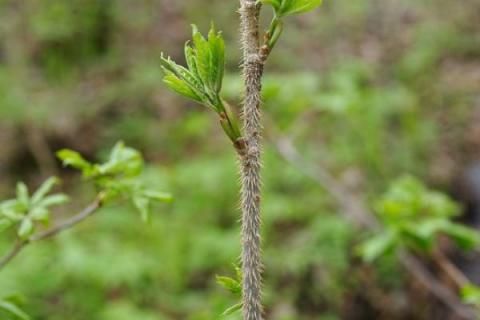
432;249;470;289
0;195;103;271
267;128;476;319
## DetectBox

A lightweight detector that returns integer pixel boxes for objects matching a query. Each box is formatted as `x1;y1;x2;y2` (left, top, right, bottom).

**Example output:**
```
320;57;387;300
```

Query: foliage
0;142;172;319
0;177;69;239
0;0;478;318
360;176;480;262
161;25;241;144
216;265;243;316
57;141;172;221
461;284;480;307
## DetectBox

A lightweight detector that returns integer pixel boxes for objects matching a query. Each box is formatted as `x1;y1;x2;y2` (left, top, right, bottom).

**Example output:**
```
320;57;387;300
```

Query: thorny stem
0;194;104;271
238;0;267;319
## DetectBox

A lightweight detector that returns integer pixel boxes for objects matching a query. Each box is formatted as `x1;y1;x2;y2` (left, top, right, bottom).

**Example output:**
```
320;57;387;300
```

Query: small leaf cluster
359;176;480;262
216;265;243;316
57;141;172;221
161;25;241;144
0;177;69;239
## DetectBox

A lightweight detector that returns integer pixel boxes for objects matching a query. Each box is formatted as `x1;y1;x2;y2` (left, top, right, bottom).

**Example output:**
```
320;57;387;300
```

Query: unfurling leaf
161;24;226;110
163;71;203;103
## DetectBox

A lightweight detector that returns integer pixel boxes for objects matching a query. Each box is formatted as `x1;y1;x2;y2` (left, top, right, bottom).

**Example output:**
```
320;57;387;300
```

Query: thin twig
0;195;103;271
433;249;471;289
267;128;476;319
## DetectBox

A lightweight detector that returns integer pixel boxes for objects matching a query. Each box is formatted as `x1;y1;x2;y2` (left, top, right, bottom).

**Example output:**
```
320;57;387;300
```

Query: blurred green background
0;0;479;319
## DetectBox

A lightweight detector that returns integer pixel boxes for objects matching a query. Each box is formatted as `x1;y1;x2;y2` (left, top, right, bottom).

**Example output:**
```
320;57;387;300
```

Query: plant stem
238;1;266;319
0;195;103;271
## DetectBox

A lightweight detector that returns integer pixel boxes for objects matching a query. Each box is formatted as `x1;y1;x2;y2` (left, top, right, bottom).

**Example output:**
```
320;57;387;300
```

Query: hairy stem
238;1;265;319
0;195;103;271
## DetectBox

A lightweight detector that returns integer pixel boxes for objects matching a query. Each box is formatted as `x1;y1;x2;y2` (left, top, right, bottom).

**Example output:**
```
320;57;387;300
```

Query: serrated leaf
161;55;207;101
222;302;242;316
208;24;225;93
0;299;30;320
56;150;92;171
163;71;203;103
18;218;34;239
31;177;60;205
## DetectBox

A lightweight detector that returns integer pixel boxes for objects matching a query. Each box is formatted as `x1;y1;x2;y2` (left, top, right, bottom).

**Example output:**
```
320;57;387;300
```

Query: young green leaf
30;207;49;223
216;275;242;295
56;150;92;172
143;190;173;203
163;71;203;103
222;302;242;316
461;284;480;305
207;24;225;93
0;299;30;320
37;194;70;208
260;0;323;17
31;177;60;205
161;24;226;110
359;231;397;262
17;218;34;239
96;141;144;177
16;183;29;208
